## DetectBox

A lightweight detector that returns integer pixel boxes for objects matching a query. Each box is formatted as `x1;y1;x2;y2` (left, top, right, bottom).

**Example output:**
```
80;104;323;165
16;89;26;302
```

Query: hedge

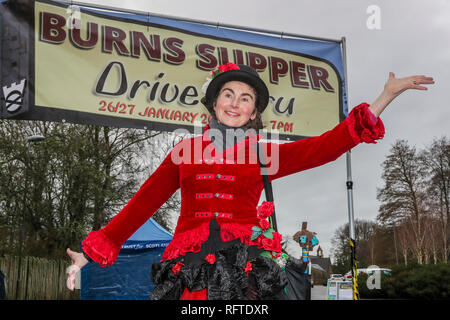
358;263;450;300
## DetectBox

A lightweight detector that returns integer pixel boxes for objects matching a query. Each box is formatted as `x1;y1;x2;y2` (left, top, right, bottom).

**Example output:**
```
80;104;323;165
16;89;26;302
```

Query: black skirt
150;219;288;300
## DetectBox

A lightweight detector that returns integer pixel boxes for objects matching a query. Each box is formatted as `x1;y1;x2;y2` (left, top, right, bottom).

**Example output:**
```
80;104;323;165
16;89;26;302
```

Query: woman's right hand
66;248;89;291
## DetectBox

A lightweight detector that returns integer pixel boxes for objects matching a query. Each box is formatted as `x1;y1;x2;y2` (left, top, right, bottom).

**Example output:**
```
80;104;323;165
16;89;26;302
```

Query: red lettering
247;52;267;71
269;56;288;84
103;25;130;55
163;37;185;64
131;32;161;61
174;111;182;121
70;22;98;49
290;61;309;88
156;108;167;118
196;44;217;70
40;12;66;43
233;49;245;65
308;65;334;92
218;47;230;65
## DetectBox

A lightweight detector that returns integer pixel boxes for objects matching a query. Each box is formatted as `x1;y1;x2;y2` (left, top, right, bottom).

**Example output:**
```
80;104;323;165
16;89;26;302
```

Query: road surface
311;285;328;300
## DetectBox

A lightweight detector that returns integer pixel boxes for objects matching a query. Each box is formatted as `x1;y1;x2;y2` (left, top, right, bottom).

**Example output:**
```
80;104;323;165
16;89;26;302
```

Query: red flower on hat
257;201;274;219
212;62;240;78
205;254;216;264
172;261;184;275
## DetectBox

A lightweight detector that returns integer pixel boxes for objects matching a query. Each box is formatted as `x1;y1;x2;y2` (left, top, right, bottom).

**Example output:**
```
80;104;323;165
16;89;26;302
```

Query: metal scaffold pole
341;36;359;300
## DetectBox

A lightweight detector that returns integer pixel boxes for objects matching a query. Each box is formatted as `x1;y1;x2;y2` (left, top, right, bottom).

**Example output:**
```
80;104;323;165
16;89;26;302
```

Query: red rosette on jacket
81;231;121;267
259;219;271;230
249;201;283;253
346;103;385;144
257;201;274;219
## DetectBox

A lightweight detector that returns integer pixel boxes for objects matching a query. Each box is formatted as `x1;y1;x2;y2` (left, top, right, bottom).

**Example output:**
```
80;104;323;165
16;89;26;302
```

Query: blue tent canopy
81;218;173;300
121;217;172;251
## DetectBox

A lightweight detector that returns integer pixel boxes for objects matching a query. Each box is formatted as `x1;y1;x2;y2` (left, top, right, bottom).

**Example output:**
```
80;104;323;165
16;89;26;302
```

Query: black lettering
179;86;199;106
129;80;150;99
160;83;179;103
95;61;128;96
273;96;295;116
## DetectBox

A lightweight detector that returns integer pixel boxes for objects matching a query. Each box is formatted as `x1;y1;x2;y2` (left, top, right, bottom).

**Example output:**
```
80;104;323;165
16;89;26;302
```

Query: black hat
201;63;269;114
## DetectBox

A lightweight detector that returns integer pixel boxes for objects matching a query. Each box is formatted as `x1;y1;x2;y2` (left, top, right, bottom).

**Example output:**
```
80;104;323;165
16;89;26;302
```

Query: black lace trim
150;220;287;300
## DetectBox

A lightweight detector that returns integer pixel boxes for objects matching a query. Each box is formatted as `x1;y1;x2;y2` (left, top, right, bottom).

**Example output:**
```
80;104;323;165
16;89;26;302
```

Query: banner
1;0;347;140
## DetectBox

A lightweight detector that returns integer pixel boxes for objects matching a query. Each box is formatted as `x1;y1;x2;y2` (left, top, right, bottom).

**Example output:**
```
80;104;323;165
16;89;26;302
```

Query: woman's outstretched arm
369;72;435;117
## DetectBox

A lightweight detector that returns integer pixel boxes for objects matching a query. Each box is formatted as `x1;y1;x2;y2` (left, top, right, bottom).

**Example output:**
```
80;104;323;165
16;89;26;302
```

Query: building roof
310;256;332;273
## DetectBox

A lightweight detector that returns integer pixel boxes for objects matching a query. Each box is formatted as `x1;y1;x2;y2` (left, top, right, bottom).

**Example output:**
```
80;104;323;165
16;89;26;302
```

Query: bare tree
331;219;377;272
377;140;429;264
396;221;412;265
420;137;450;262
0;119;180;259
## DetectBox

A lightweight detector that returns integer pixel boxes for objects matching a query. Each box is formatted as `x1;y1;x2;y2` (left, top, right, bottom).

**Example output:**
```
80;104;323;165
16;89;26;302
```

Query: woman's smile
225;110;240;117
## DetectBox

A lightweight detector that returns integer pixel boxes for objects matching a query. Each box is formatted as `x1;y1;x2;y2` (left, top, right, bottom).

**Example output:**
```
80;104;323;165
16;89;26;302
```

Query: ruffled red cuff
346;103;385;144
81;231;121;267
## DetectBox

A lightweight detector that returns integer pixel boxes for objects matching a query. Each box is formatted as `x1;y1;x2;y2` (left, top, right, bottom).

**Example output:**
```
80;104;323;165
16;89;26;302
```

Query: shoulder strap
257;143;278;232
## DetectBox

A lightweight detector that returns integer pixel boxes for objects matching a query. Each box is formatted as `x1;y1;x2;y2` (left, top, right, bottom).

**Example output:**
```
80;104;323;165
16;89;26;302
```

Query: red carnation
213;62;240;77
172;261;184;275
257;201;274;219
205;254;216;264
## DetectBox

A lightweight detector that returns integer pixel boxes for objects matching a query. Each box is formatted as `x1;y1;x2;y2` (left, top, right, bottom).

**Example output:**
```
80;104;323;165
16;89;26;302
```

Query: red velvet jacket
82;103;384;267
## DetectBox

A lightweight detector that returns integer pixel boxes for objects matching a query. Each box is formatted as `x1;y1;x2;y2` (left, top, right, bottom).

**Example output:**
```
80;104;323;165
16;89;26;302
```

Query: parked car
366;268;391;276
346;268;392;276
329;274;344;281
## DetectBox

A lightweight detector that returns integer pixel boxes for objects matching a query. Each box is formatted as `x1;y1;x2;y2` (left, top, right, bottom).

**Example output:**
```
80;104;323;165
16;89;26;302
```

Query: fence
0;255;79;300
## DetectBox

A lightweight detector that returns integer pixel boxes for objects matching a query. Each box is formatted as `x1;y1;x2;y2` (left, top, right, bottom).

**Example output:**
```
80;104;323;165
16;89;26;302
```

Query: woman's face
213;81;257;127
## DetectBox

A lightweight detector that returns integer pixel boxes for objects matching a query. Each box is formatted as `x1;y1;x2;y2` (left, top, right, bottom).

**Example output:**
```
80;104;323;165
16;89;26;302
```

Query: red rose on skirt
243;261;252;277
262;237;273;249
249;233;263;247
205;254;216;264
172;261;184;275
262;232;282;252
272;232;282;252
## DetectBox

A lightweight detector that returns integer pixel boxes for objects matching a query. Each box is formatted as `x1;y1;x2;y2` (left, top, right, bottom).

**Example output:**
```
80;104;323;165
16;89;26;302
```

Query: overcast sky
76;0;449;262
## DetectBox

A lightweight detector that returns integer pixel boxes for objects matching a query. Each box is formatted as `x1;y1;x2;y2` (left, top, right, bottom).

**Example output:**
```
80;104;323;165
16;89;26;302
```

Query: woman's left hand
369;72;435;117
384;72;435;97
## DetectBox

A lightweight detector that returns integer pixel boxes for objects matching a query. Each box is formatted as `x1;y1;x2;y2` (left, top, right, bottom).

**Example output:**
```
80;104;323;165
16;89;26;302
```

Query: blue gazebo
81;218;172;300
